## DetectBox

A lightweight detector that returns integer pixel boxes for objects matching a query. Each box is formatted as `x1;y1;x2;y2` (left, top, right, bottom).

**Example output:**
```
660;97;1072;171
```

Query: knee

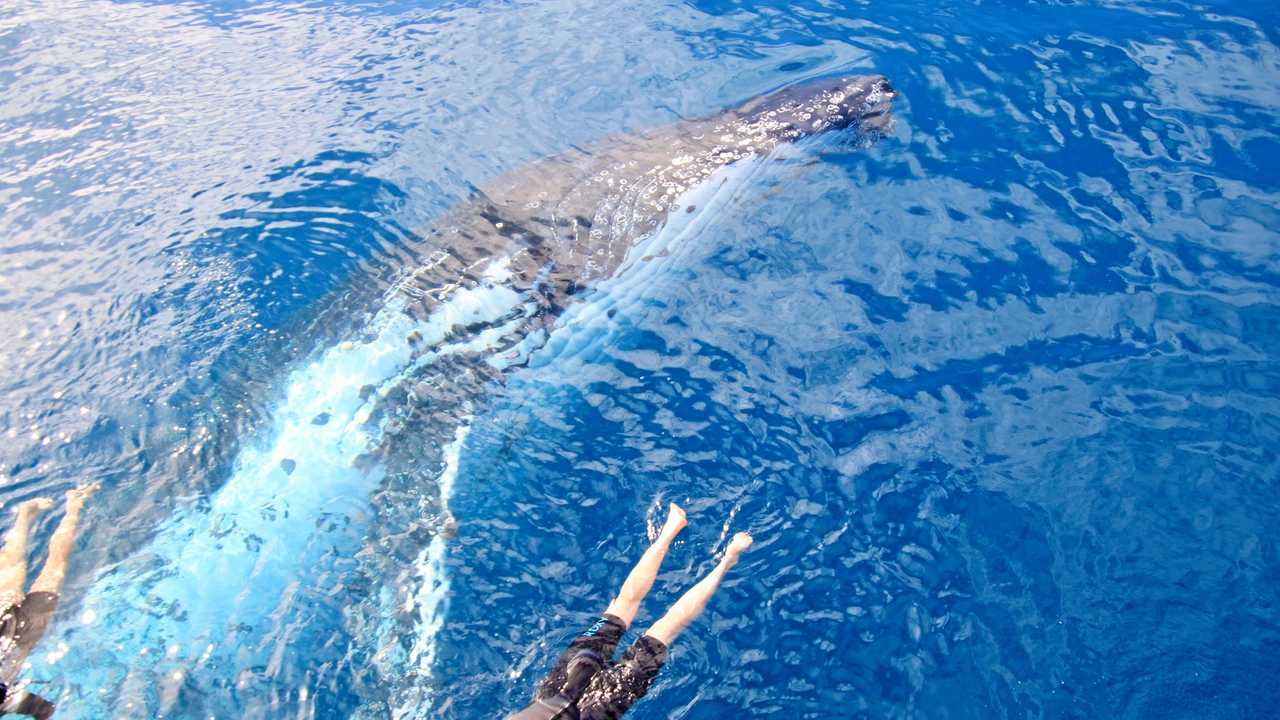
605;597;641;625
609;588;648;618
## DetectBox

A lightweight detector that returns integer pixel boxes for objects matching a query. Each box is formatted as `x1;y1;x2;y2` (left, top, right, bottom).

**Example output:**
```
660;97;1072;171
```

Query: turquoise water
1;0;1278;718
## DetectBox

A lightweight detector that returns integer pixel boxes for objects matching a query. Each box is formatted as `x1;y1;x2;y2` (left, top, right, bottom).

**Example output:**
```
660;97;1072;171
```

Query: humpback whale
29;76;895;719
401;75;896;319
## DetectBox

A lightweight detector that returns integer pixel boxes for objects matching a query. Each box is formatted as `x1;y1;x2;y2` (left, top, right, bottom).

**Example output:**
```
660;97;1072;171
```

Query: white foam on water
31;259;525;718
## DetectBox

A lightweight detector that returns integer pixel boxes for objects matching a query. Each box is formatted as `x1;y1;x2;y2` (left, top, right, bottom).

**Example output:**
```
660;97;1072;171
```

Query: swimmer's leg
529;502;688;704
29;483;99;596
603;502;687;627
0;498;55;607
643;531;752;646
574;533;754;720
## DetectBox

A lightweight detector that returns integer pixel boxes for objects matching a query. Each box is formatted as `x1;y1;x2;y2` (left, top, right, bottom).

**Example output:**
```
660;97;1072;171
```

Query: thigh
0;578;25;610
576;635;668;720
535;614;627;700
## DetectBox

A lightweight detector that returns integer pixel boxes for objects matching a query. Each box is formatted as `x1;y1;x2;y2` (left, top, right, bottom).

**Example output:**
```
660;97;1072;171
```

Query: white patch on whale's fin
377;421;472;720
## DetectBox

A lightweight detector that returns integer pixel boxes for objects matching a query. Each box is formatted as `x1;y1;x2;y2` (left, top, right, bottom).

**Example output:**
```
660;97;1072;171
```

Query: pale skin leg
603;502;687;627
0;498;55;608
644;531;753;647
29;483;100;596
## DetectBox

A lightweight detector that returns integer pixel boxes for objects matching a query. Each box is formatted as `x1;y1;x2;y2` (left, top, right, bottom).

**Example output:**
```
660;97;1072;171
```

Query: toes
16;497;55;514
67;482;101;501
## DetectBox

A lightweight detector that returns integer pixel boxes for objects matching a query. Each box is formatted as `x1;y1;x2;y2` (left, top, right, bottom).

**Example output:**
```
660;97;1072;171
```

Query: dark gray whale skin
399;75;896;317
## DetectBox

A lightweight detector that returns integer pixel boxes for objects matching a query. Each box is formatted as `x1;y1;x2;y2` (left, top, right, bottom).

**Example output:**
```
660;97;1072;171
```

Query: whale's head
734;75;896;143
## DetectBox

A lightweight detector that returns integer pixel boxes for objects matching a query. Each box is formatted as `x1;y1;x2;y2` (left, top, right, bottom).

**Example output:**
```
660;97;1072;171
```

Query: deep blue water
2;0;1279;718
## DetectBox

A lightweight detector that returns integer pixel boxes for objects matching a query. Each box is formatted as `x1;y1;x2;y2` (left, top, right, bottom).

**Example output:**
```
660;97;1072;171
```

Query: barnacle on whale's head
735;74;896;142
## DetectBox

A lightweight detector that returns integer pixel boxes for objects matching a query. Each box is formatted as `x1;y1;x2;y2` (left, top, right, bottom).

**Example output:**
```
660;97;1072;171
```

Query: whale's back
402;77;894;311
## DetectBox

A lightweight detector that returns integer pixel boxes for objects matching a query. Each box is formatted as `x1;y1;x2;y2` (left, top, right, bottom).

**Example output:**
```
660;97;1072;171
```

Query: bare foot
724;532;753;566
64;482;101;513
660;502;687;539
14;497;55;519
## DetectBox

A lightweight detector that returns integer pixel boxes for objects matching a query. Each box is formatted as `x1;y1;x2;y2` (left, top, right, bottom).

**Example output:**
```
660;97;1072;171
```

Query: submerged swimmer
0;484;100;719
509;503;753;720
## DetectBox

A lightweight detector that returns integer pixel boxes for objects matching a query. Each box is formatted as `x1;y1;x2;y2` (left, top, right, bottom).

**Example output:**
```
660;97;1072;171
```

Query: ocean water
1;0;1278;718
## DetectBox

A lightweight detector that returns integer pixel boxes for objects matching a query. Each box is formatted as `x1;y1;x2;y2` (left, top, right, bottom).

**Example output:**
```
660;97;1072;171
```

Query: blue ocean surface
1;0;1278;718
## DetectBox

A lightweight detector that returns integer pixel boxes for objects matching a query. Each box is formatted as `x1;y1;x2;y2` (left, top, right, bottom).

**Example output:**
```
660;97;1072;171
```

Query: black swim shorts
0;592;58;686
534;614;669;720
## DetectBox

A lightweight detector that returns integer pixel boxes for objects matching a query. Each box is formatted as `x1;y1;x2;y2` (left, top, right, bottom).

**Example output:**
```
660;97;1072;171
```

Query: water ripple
1;0;1278;717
